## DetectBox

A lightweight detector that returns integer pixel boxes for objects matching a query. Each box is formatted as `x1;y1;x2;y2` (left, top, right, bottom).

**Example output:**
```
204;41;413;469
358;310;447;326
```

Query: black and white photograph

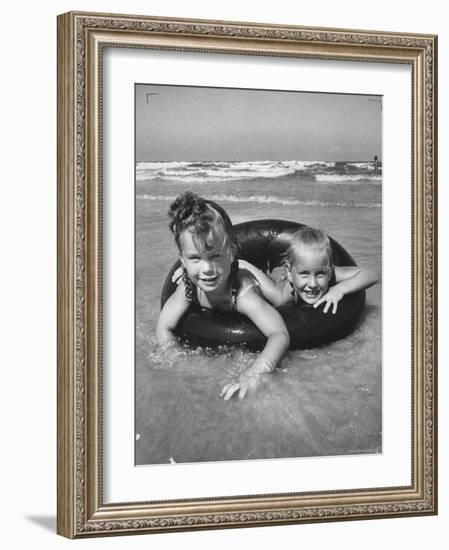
135;83;383;466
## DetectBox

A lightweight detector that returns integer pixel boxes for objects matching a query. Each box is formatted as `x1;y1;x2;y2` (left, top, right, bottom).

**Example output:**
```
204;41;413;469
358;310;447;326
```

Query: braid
230;255;240;301
182;267;194;302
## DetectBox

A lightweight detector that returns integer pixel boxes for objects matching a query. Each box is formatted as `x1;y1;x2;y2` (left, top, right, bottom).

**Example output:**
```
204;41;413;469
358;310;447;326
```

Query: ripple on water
136;314;381;465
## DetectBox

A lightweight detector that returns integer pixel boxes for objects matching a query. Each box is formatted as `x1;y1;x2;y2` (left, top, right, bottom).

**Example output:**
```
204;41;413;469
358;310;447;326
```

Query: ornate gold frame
57;11;438;538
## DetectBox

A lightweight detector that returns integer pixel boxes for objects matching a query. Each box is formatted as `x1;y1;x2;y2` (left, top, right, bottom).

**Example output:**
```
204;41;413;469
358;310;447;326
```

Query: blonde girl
239;227;378;313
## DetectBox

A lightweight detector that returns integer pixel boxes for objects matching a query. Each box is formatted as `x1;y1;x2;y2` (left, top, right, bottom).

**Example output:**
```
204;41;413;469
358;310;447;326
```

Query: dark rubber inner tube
160;219;365;350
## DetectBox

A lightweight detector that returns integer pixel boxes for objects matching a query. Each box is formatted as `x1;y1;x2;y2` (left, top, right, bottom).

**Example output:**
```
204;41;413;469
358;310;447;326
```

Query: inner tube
160;219;365;350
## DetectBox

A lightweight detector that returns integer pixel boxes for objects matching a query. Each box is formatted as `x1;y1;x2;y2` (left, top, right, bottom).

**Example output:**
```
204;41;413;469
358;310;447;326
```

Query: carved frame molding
57;12;437;538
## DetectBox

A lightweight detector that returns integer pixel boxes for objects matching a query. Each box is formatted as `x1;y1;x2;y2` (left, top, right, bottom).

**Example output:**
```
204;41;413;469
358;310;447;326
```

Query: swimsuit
193;272;259;312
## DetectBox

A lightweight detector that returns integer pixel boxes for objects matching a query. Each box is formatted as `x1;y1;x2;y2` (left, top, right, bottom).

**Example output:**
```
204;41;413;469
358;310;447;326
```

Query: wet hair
168;192;240;302
285;227;334;269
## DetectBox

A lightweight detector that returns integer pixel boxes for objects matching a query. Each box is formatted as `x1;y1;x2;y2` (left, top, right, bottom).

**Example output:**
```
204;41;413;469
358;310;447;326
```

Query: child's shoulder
171;278;192;303
235;269;262;302
237;267;259;290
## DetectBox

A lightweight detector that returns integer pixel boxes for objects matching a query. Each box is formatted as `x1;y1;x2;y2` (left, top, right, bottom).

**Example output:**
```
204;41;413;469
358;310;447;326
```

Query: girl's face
180;229;233;294
288;248;332;304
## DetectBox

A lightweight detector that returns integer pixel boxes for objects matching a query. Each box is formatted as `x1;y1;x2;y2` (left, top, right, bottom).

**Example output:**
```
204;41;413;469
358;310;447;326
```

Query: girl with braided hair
156;192;290;400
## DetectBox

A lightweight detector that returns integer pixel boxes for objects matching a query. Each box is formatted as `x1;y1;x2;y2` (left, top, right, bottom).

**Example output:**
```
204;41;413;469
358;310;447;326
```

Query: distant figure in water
373;155;380;173
239;227;378;313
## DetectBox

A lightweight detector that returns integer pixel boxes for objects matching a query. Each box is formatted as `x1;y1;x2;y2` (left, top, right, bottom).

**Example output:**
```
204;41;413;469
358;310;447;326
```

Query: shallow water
135;168;382;465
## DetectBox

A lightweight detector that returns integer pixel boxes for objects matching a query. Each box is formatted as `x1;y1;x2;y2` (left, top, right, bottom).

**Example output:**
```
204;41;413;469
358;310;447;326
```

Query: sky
136;84;382;162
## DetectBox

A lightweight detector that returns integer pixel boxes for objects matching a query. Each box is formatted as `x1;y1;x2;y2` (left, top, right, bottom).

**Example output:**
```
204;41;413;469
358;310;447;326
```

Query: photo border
57;11;437;538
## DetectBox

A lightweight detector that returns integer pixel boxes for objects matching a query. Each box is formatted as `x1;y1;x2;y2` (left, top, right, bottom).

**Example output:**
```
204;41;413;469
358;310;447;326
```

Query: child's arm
238;259;287;307
220;288;290;400
156;282;191;347
313;265;379;314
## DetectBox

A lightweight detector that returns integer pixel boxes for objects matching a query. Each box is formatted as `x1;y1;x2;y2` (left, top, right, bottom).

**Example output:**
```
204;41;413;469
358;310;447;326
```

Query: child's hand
220;358;273;401
220;370;262;401
313;286;344;314
238;259;253;270
171;266;183;284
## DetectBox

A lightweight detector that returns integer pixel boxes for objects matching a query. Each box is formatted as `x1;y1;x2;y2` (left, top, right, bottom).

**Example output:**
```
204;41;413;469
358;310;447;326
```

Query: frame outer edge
430;35;438;513
429;36;437;514
56;11;438;537
57;12;77;539
63;10;437;41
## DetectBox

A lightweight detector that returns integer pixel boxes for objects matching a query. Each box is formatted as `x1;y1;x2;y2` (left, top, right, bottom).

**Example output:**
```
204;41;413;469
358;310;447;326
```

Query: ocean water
135;160;382;465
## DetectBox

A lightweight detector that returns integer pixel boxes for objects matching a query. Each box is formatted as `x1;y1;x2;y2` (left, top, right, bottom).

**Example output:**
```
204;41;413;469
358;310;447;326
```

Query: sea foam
136;159;381;185
137;193;381;209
